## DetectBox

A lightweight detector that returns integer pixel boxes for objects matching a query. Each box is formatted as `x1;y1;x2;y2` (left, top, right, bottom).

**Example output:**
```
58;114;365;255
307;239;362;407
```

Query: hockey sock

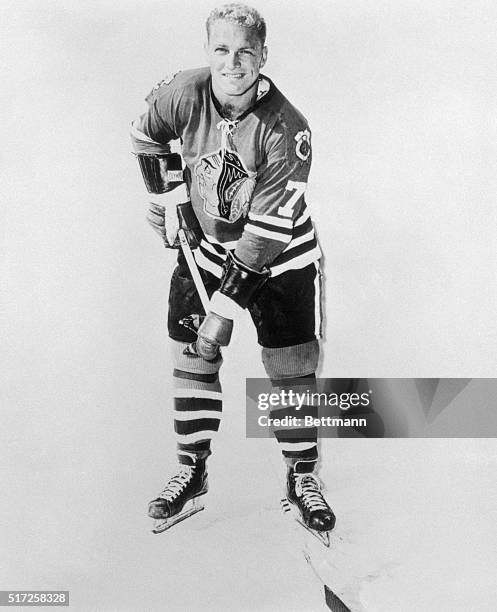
172;341;223;448
266;374;318;461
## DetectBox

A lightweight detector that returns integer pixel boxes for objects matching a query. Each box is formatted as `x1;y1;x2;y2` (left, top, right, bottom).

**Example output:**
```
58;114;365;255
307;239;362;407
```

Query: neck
212;79;259;120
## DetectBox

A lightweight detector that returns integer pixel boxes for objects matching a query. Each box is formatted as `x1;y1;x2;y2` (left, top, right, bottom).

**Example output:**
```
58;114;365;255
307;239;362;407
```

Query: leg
249;263;335;540
149;252;221;532
261;343;335;536
149;341;223;532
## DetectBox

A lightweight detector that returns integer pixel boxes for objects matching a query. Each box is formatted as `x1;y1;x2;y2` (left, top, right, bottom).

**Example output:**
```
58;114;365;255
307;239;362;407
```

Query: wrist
148;183;189;206
219;252;270;308
209;291;244;320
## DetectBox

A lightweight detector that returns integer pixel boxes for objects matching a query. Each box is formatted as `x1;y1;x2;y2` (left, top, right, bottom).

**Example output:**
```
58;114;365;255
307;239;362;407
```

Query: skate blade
151;498;204;534
280;498;331;548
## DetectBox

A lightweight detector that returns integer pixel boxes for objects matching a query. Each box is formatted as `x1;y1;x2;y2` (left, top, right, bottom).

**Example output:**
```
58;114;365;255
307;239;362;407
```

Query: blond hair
206;3;266;45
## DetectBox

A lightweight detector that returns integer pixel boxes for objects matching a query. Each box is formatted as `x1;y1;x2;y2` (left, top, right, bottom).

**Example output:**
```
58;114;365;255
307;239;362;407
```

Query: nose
225;51;241;70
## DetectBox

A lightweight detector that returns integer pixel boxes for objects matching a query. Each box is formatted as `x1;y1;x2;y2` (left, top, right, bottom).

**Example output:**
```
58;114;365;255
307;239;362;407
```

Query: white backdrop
2;1;497;609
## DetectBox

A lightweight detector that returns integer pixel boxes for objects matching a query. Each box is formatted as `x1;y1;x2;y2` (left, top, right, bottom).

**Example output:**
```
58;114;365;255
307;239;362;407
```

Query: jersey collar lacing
216;119;238;160
215;77;271;160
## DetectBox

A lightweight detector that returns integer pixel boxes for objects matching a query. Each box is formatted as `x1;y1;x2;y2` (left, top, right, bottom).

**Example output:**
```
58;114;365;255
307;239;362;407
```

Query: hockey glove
178;311;225;361
195;294;237;360
147;197;202;248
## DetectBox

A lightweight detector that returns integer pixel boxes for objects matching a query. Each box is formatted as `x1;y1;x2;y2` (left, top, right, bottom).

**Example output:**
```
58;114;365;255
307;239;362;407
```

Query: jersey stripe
270;244;322;277
195;212;321;279
294;206;310;226
248;212;294;229
199;239;227;260
243;223;292;243
292;217;313;238
194;248;224;278
203;232;238;251
247;219;293;235
197;243;225;270
282;229;316;252
196;237;322;279
273;235;319;265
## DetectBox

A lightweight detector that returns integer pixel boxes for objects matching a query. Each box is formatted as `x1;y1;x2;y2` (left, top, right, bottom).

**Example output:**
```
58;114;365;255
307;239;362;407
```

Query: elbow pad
219;252;270;308
135;152;184;194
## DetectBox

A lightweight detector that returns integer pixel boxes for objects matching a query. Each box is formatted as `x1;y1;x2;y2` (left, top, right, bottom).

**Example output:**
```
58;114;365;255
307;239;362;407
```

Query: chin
223;85;245;96
214;75;255;97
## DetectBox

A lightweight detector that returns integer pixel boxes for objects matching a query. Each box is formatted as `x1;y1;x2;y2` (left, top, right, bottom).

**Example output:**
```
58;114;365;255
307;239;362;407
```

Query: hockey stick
177;228;210;314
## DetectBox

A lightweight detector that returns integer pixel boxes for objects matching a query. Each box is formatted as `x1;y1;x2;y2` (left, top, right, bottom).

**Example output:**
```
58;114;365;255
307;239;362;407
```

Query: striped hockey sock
172;342;223;454
269;374;318;463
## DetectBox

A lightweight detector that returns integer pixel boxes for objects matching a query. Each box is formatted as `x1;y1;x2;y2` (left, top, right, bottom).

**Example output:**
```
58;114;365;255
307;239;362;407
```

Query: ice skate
149;452;208;534
283;459;336;547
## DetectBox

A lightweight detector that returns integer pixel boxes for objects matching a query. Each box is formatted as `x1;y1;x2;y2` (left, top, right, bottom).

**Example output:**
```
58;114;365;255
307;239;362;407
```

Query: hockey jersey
131;67;321;277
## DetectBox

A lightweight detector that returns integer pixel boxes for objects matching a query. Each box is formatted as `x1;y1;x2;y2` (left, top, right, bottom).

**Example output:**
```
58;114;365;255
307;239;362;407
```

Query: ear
259;46;268;69
204;39;209;59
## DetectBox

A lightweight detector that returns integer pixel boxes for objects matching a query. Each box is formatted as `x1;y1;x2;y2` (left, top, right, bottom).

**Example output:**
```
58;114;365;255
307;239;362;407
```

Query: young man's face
205;20;267;99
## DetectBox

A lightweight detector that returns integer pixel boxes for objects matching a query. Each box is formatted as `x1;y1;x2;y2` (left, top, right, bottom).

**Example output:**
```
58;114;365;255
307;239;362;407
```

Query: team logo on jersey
294;129;311;162
194;150;256;223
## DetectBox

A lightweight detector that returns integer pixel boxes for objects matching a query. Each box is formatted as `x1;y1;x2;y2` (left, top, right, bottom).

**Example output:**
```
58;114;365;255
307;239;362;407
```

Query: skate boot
149;451;209;534
285;459;336;547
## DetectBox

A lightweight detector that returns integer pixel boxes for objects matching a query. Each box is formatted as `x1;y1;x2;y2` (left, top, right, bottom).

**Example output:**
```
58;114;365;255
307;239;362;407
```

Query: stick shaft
177;229;210;313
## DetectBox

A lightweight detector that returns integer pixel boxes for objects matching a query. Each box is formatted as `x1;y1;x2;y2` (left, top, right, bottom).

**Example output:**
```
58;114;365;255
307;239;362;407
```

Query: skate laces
158;465;195;501
294;473;329;511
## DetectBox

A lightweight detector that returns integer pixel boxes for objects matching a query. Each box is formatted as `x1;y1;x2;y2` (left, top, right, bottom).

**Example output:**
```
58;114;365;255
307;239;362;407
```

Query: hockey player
131;3;335;541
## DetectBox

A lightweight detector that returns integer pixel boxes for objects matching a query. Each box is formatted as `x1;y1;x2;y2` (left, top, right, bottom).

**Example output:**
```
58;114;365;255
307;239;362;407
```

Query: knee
261;340;319;380
172;341;223;379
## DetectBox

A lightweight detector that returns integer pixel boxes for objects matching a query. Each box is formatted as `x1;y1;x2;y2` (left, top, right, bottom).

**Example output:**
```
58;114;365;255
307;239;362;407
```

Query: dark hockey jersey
131;67;321;277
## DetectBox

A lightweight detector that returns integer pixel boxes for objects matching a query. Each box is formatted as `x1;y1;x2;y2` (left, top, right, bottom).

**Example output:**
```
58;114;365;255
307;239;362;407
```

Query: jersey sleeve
130;73;184;155
234;121;312;270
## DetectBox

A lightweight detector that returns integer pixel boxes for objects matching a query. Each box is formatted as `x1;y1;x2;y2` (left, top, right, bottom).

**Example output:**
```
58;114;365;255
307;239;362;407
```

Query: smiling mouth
222;73;244;79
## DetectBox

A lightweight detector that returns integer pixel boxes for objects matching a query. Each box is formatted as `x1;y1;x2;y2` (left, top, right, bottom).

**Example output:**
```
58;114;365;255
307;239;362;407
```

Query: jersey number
278;181;307;218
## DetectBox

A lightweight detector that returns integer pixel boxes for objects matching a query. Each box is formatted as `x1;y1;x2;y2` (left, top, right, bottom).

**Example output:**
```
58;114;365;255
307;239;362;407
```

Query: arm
234;126;312;270
130;76;201;247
